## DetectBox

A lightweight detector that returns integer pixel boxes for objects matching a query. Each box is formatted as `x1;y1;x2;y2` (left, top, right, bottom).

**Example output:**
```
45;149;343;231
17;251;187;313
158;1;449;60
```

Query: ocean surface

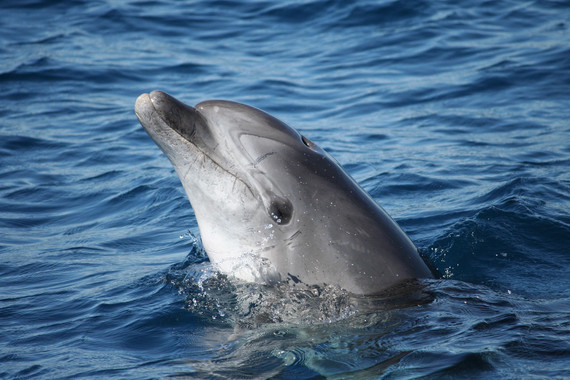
1;0;569;378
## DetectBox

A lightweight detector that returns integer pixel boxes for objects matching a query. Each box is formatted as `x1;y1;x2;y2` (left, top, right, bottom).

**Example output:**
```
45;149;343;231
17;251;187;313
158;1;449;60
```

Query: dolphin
135;91;433;295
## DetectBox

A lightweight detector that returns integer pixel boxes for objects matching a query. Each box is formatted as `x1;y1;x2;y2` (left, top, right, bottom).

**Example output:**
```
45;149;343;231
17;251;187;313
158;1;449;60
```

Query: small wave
428;177;570;297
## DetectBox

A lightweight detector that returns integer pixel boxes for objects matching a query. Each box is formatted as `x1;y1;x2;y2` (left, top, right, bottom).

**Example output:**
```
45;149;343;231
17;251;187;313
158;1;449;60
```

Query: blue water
1;0;569;378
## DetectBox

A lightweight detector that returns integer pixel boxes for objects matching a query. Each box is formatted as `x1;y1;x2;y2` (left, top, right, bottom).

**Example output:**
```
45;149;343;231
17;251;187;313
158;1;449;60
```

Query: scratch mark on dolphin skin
286;230;302;248
253;152;276;167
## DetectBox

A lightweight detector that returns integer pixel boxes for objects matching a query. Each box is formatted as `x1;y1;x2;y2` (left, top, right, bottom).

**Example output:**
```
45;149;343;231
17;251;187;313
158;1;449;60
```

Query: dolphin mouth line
142;93;257;200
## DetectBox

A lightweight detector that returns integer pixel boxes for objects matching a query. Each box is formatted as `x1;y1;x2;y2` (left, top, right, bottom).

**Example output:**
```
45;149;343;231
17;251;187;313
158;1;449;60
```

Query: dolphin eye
268;197;292;225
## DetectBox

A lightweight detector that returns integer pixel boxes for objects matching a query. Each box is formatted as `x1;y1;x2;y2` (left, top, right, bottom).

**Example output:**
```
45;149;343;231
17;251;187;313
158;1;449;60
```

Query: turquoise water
1;0;569;378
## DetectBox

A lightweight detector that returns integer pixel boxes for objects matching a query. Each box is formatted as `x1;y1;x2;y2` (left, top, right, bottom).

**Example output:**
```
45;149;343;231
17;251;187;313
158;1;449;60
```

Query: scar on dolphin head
253;151;276;167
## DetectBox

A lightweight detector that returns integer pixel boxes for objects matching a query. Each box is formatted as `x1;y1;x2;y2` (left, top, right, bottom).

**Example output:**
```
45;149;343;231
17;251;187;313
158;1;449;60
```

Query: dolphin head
135;91;325;281
136;91;432;294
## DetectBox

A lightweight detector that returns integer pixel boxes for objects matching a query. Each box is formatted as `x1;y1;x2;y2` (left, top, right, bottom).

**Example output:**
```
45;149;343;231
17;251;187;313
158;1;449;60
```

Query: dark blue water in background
1;0;569;378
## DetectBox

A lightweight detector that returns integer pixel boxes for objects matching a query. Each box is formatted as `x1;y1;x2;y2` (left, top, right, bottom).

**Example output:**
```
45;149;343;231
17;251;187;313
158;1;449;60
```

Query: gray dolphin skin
135;91;433;295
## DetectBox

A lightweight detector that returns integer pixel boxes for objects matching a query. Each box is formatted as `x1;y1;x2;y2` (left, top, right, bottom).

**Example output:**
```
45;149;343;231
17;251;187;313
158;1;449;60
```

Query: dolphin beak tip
135;93;153;119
